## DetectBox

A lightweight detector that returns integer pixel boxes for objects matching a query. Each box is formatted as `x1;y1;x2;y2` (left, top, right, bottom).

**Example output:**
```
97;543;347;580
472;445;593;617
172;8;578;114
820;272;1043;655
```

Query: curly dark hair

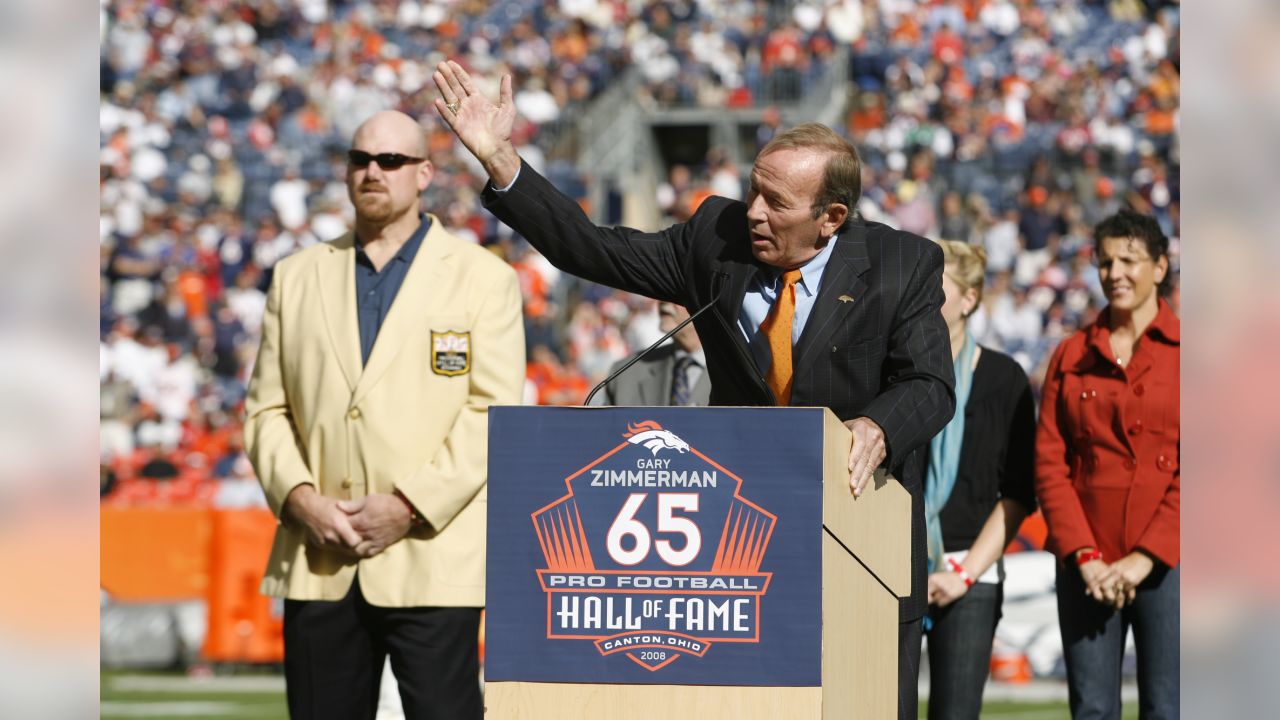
1093;209;1173;297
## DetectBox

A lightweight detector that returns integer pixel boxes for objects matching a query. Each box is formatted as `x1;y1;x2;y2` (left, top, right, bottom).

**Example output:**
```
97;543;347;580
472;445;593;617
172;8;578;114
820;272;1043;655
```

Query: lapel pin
838;294;855;303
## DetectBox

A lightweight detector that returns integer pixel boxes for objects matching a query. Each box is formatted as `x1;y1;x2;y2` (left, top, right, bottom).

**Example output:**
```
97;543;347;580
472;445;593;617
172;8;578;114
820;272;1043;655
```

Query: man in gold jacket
244;110;525;720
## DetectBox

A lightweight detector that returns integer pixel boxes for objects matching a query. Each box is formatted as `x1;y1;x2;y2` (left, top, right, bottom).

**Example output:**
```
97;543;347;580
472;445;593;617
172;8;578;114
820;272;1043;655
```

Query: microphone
584;284;725;407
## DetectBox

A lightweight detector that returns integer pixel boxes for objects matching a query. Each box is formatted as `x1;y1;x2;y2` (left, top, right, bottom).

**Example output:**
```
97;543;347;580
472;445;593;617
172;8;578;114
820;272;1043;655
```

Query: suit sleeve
1034;340;1098;560
859;240;956;469
394;265;526;531
482;160;697;305
243;268;314;518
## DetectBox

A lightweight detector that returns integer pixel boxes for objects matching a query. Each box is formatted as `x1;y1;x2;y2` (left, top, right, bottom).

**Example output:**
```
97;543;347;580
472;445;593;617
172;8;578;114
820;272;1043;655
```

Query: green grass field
922;699;1138;719
102;671;1139;719
102;672;287;719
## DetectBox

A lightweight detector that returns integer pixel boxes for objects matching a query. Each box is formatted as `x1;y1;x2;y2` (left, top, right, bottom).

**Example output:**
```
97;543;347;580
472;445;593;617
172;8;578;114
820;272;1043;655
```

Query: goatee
354;192;394;222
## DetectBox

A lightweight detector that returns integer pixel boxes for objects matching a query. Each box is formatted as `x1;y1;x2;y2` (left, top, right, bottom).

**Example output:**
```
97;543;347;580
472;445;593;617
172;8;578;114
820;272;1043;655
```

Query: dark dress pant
900;615;923;720
283;575;482;720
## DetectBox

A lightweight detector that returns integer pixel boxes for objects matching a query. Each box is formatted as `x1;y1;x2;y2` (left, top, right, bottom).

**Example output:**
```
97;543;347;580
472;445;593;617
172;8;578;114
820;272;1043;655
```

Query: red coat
1035;300;1180;567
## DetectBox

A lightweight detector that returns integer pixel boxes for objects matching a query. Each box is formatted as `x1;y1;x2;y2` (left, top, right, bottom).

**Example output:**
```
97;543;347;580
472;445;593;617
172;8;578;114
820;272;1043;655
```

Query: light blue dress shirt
737;235;839;374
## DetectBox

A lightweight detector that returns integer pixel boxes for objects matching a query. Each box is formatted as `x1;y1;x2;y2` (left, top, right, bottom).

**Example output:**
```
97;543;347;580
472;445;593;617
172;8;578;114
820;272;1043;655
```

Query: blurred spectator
526;344;589;406
937;192;971;242
212;153;245;211
565;300;629;384
761;22;808;101
139;343;199;424
106;321;167;396
1018;186;1061;253
756;106;783;153
106;231;162;316
707;147;743;201
269;165;310;229
982;208;1022;274
137;281;195;347
893;180;938;238
991;286;1045;361
100;368;138;459
656;164;693;222
224;267;266;337
981;0;1021;39
514;76;561;125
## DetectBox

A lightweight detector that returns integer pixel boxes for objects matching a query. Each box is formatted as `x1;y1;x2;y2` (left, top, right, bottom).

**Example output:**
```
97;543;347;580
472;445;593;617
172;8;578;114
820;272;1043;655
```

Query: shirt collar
355;214;431;266
769;233;838;297
1145;298;1180;344
674;346;707;366
1086;297;1180;359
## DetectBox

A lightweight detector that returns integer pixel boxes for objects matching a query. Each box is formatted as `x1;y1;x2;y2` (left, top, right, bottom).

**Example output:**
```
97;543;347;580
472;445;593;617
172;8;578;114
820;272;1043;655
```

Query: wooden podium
484;406;910;719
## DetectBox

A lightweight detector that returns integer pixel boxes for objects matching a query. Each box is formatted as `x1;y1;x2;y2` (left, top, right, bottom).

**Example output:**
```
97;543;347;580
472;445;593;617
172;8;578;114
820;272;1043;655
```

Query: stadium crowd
99;0;1178;506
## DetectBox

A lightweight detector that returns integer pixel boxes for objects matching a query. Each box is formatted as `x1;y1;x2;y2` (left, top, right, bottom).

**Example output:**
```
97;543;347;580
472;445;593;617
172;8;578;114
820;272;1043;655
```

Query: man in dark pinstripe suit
435;61;955;719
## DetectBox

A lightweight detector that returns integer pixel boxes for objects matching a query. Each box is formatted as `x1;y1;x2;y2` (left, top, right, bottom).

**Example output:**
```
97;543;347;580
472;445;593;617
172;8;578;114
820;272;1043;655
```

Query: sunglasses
347;150;426;170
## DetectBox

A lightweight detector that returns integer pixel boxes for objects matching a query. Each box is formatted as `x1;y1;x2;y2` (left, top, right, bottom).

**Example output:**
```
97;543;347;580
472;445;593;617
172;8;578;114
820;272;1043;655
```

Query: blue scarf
924;331;977;575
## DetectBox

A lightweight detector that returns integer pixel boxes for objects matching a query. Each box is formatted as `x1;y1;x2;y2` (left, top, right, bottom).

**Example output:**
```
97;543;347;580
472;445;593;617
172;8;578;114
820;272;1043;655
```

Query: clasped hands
284;484;415;559
1078;550;1156;611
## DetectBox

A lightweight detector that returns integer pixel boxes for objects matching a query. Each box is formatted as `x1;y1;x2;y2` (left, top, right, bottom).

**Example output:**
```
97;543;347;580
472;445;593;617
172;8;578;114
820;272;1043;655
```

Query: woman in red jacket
1036;210;1179;719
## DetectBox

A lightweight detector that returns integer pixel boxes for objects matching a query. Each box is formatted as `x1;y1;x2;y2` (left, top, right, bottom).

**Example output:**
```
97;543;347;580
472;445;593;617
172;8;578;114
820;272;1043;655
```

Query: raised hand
432;60;521;187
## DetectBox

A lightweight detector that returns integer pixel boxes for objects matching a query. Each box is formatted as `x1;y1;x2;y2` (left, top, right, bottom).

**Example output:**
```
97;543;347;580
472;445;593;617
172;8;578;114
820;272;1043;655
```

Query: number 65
606;493;700;567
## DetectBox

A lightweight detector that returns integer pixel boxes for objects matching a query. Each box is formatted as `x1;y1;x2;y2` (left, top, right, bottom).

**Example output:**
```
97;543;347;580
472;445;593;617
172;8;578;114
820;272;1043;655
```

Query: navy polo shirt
354;215;430;365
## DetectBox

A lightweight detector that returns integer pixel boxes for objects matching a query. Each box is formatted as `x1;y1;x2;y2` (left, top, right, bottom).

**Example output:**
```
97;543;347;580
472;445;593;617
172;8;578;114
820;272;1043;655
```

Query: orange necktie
759;269;803;405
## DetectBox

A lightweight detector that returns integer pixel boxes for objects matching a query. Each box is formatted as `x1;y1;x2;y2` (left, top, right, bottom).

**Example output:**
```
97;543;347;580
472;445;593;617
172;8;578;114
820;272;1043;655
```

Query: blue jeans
923;582;1002;720
1057;561;1180;719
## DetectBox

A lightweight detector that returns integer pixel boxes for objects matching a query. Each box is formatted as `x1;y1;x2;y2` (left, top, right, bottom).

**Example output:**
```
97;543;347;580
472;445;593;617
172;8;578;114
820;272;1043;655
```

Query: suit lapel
794;226;872;370
316;233;361;394
712;263;754;327
351;216;453;408
711;261;766;373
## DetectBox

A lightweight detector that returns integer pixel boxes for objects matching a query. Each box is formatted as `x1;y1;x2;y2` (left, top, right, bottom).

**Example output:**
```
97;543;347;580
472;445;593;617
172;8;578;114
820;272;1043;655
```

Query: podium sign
487;407;824;686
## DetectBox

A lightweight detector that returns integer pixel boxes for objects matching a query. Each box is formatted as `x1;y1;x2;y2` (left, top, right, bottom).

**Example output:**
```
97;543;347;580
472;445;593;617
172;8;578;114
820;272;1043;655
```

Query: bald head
352;110;428;157
347;110;433;230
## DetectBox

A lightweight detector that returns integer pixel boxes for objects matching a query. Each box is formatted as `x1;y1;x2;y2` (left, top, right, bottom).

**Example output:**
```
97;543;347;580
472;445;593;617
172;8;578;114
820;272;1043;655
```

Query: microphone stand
583;288;723;407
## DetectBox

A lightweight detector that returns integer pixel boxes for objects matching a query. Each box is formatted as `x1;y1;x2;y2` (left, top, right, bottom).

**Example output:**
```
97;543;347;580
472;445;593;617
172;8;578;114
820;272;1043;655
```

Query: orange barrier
101;506;284;663
1006;510;1048;554
203;509;283;663
990;647;1034;684
101;506;488;666
101;507;214;601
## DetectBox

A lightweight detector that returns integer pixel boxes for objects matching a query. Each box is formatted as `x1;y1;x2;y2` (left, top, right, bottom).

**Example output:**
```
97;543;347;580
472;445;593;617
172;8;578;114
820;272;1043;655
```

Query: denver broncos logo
622;421;690;456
